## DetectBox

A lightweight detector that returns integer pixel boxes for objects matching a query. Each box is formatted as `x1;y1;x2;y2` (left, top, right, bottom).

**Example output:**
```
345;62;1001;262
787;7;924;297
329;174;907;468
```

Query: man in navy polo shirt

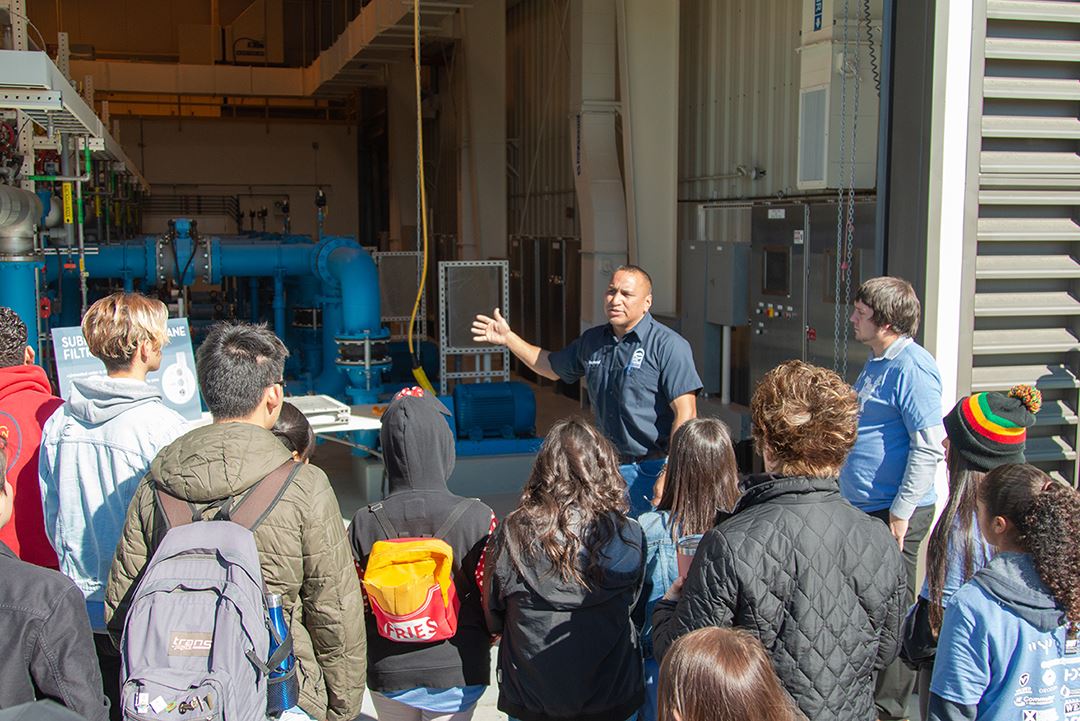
473;265;702;516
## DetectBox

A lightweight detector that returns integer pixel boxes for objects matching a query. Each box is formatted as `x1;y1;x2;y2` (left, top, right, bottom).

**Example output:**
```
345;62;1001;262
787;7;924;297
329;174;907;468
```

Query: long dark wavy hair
925;447;986;635
656;418;740;541
980;464;1080;638
504;417;632;588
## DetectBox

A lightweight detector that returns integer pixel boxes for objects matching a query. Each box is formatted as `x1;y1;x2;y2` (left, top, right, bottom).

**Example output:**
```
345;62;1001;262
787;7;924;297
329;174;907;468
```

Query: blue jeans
640;655;659;721
620;459;666;518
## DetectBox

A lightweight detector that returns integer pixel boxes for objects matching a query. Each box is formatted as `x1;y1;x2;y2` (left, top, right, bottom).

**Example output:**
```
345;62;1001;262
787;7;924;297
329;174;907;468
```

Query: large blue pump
452;381;536;441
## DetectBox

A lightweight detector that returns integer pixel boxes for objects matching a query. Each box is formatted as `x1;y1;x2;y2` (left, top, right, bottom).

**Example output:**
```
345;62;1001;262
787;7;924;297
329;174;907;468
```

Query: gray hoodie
973;551;1065;632
38;375;187;630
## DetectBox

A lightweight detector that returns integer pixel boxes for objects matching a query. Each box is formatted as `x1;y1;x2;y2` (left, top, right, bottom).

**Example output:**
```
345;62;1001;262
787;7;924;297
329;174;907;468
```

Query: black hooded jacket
348;392;495;691
484;513;646;721
652;473;906;721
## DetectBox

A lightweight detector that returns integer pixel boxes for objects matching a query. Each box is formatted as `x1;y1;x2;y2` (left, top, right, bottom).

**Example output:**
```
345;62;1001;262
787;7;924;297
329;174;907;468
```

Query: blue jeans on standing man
619;458;666;518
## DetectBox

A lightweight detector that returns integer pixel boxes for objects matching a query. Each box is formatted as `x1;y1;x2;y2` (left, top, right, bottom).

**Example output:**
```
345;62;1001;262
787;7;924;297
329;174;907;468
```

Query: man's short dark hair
196;322;288;420
855;276;921;336
613;265;653;294
0;307;28;368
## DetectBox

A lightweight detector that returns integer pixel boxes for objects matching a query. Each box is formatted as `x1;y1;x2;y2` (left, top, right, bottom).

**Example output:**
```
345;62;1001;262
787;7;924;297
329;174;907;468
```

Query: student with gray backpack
105;322;365;721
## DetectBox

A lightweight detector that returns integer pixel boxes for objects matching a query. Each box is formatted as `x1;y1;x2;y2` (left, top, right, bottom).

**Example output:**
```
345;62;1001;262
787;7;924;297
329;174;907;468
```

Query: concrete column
923;0;975;411
456;2;507;261
570;0;628;328
387;61;417;252
922;0;976;512
617;0;679;316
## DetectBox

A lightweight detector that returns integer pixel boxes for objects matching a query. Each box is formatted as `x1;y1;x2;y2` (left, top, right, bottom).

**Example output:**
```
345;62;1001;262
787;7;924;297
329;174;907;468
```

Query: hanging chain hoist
832;0;861;378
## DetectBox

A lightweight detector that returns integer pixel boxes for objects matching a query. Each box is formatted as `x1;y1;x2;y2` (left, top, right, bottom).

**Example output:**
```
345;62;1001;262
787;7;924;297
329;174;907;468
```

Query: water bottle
266;593;299;716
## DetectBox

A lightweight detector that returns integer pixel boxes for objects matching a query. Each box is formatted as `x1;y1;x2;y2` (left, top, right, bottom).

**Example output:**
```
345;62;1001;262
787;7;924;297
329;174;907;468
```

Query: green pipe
84;142;91;177
29;175;88;182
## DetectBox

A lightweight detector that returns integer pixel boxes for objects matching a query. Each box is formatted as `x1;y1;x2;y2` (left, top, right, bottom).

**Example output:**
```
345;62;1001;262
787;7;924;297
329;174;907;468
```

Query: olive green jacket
105;422;365;721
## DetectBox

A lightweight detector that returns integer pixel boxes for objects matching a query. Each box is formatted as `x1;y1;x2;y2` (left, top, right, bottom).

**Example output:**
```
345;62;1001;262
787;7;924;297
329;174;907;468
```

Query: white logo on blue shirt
629;348;645;370
855;372;888;413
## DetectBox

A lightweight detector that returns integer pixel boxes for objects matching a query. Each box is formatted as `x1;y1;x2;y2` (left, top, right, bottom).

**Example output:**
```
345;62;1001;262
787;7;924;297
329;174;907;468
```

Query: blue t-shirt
931;555;1076;721
548;313;702;460
839;338;942;513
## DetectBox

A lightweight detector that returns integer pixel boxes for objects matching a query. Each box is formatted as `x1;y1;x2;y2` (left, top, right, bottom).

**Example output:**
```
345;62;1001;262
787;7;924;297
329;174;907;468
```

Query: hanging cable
407;0;436;394
864;0;880;96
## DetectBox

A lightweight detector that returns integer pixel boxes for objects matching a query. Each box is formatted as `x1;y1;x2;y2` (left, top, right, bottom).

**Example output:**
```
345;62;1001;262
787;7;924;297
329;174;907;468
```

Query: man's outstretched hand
472;307;512;346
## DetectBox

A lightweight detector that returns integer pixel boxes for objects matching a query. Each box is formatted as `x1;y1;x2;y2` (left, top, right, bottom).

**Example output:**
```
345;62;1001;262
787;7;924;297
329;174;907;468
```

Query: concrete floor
313;377;578;721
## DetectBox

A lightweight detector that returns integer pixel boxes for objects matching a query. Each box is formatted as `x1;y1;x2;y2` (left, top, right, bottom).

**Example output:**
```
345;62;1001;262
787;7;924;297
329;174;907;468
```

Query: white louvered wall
966;0;1080;485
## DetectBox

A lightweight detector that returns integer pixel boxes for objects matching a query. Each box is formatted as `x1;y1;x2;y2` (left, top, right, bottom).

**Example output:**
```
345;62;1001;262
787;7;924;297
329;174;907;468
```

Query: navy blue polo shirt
548;313;702;460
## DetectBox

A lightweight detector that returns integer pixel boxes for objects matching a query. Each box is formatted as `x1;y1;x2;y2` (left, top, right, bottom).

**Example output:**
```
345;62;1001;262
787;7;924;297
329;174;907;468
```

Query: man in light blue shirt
38;293;187;721
839;276;945;721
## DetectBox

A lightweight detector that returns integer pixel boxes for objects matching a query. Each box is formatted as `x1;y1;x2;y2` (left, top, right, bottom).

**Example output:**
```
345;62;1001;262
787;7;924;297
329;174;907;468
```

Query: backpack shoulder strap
435;499;479;540
367;502;399;540
229;460;303;531
155;487;198;530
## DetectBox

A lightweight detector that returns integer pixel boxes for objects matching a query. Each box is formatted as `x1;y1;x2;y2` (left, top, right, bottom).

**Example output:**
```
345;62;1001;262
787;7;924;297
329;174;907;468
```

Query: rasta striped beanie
943;384;1041;472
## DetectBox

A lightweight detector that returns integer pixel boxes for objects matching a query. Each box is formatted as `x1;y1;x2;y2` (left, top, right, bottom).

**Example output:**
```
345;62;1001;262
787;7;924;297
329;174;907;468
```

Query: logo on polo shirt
629;349;645;370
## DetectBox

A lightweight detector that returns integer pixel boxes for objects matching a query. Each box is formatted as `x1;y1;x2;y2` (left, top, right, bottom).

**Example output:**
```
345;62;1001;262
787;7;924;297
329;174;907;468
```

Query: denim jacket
639;509;678;659
38;376;187;630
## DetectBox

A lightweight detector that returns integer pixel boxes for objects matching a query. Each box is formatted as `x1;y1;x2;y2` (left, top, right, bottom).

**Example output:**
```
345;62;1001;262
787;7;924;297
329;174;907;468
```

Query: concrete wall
27;0;254;56
117;117;358;238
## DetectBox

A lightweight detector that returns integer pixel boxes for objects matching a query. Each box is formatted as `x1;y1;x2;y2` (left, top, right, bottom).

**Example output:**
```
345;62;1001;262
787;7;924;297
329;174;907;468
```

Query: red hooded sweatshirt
0;364;62;568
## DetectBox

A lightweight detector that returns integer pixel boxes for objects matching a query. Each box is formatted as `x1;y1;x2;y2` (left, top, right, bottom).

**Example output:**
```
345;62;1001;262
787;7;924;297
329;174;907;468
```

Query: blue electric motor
452;382;537;441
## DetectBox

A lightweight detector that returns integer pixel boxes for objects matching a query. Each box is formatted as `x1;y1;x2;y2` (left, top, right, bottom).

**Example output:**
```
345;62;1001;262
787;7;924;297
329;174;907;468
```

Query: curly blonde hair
751;360;858;478
82;293;168;371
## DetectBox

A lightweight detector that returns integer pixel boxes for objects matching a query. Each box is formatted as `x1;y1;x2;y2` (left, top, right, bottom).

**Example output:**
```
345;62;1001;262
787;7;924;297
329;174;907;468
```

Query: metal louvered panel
987;0;1080;23
968;0;1080;485
981;116;1080;139
977;255;1080;279
983;77;1080;100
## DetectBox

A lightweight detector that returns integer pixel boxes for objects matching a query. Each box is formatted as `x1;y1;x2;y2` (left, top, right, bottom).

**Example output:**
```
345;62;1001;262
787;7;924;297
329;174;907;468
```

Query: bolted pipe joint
0;185;44;257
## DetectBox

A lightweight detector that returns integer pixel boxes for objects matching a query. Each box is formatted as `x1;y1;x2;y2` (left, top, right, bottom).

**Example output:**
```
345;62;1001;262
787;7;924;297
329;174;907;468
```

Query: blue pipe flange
202;235;221;284
310;235;354;285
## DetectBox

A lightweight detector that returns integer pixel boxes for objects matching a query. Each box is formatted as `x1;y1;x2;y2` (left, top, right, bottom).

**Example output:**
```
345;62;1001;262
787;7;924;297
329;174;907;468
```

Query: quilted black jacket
652;473;906;721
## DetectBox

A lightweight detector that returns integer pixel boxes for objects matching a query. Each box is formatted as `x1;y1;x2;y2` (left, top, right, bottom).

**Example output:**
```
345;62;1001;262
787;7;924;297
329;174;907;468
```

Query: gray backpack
119;461;300;721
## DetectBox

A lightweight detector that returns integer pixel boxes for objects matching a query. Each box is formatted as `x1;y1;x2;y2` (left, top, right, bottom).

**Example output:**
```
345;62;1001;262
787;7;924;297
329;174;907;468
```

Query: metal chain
833;0;852;374
842;2;862;381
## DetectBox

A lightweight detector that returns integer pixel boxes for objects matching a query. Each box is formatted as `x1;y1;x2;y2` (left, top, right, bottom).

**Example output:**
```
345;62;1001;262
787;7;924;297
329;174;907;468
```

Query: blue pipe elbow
323;243;382;335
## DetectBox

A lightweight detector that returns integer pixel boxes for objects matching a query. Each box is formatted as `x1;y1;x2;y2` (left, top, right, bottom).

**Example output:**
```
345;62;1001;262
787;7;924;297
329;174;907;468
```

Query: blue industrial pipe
44;239;153;287
215;242;313;280
326;245;382;334
249;277;260;322
41;233;387;408
273;272;286;340
0;261;42;356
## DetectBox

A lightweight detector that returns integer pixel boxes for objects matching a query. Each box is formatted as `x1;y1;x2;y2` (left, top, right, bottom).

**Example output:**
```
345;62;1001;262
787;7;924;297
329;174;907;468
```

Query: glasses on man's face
275;379;288;396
